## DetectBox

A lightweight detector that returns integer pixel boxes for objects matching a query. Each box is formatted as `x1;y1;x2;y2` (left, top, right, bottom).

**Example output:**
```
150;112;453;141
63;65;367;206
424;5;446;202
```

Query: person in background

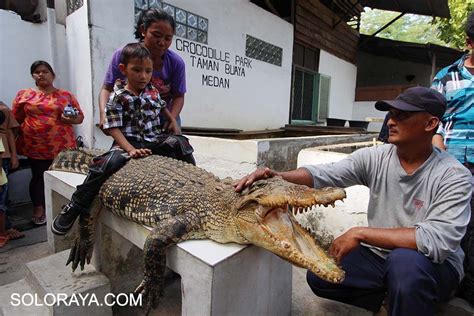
431;10;474;306
12;60;84;225
0;101;23;240
99;8;186;132
0;111;11;247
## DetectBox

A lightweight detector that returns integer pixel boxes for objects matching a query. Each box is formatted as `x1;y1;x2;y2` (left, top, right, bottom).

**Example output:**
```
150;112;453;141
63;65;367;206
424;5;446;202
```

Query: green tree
361;1;474;49
435;0;474;49
360;9;447;46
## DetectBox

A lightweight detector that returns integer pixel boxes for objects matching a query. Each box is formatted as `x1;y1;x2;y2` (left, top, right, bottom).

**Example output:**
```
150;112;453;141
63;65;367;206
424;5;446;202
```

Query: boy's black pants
70;135;195;212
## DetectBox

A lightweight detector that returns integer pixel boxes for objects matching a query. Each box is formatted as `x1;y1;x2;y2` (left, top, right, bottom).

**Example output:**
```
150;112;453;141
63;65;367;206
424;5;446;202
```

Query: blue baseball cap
375;86;446;119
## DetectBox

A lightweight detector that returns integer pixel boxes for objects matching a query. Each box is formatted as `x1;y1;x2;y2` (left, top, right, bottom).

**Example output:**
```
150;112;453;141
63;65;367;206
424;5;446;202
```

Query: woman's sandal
32;215;46;226
6;228;25;240
0;235;9;248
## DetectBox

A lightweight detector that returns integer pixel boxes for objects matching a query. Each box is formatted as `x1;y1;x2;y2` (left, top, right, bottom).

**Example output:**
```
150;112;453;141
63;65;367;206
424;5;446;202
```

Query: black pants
28;158;53;208
70;135;195;211
307;246;459;315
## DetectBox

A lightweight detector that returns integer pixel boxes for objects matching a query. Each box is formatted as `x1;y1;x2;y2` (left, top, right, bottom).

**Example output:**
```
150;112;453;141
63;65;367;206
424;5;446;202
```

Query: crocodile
50;149;347;312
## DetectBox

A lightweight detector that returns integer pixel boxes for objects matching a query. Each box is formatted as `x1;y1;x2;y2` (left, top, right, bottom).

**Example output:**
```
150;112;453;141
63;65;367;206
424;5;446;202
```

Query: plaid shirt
431;54;474;165
103;80;166;142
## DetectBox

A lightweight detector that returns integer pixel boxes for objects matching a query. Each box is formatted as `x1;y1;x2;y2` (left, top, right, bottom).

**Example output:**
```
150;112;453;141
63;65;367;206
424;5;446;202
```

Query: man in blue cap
235;87;472;315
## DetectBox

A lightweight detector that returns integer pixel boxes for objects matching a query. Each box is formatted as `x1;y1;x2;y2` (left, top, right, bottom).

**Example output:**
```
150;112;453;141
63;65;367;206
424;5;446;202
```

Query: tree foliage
360;0;474;49
360;9;447;46
435;0;474;49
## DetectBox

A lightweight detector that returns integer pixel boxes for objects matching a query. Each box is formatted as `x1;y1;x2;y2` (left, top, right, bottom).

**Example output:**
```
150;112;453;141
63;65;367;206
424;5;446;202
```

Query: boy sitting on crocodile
52;43;195;235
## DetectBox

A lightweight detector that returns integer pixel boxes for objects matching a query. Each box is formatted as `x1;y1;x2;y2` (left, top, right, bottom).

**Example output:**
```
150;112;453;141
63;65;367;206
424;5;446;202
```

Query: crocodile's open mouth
236;180;346;283
259;206;344;283
236;203;344;284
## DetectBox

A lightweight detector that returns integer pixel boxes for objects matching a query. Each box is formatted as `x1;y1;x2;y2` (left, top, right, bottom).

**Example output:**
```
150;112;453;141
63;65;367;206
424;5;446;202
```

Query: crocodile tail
50;148;106;175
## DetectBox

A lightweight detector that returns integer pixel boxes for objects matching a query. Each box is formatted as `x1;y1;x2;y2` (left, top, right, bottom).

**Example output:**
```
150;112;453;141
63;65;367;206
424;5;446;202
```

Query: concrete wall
54;0;67;25
352;101;384;132
89;0;293;149
88;0;135;149
256;134;375;171
169;0;293;131
318;50;358;121
0;9;68;106
188;134;376;174
65;4;94;147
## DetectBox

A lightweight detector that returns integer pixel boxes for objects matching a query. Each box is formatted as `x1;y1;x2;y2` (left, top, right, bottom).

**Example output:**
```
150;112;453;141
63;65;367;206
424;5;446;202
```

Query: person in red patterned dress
12;60;84;225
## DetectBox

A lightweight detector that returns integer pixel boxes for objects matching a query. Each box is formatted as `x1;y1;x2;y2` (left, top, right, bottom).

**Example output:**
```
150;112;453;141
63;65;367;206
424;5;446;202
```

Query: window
291;67;330;124
293;43;319;71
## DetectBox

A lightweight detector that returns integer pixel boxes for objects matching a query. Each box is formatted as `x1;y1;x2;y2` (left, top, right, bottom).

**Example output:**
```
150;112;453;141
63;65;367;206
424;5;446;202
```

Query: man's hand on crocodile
234;167;276;192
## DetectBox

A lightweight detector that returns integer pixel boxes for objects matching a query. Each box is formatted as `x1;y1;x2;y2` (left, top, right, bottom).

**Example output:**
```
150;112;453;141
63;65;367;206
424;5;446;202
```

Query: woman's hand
166;119;181;135
60;113;83;125
10;155;19;170
99;114;106;130
60;114;74;124
158;84;171;95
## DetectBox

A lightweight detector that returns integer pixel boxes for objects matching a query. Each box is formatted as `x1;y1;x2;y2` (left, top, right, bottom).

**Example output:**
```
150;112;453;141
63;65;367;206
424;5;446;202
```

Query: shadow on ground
0;203;47;254
0;203;48;286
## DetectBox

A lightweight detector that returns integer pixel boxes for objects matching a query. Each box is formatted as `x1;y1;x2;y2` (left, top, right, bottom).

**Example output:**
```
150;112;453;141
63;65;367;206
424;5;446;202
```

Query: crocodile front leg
134;213;201;314
67;198;102;271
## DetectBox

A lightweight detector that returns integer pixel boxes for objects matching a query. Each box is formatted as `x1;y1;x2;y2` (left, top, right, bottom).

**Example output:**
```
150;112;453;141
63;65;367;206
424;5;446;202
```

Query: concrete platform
44;152;292;315
26;250;112;315
0;250;112;316
0;279;50;316
97;210;292;315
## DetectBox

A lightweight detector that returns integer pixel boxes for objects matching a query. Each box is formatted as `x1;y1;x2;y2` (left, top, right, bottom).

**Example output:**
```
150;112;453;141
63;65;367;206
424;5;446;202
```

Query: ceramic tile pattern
66;0;83;15
134;1;208;44
175;8;187;24
246;35;282;66
176;23;187;38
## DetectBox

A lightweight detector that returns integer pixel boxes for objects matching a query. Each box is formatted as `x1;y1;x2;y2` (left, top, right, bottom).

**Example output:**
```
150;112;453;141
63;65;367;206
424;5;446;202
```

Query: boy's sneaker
51;202;84;235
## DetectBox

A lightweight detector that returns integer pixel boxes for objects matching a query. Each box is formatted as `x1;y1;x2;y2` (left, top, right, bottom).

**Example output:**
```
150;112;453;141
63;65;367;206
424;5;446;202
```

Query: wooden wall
355;85;415;101
295;0;359;65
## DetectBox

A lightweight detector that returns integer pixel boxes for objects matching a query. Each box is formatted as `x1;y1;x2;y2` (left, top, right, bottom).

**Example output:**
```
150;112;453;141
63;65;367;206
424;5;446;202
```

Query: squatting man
235;87;472;316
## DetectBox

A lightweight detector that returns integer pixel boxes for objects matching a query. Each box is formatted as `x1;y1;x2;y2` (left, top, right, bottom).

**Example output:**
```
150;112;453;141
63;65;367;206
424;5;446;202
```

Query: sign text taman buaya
176;38;253;89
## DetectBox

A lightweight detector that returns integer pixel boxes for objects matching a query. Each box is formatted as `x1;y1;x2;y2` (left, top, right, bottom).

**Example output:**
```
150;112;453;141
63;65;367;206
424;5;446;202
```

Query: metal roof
359;34;463;66
359;0;450;18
